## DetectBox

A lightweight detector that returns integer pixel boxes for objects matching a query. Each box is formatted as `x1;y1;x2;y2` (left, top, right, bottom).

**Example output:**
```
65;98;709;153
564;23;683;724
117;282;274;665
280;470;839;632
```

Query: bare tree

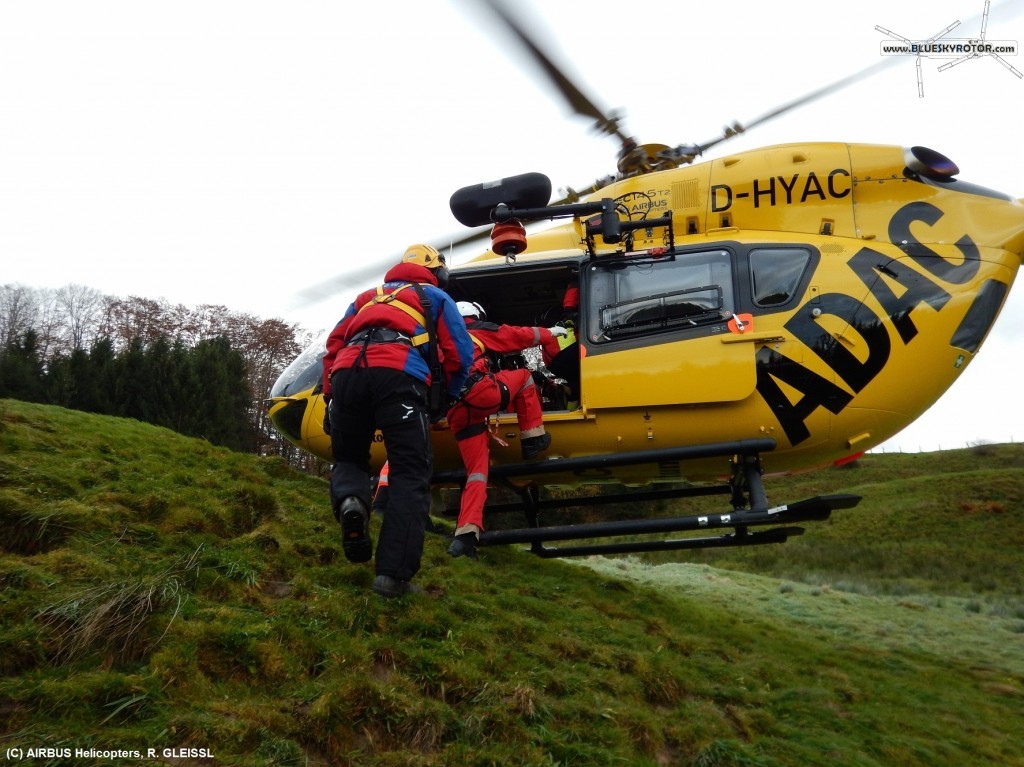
100;295;176;351
189;304;232;345
0;284;40;348
55;284;106;351
29;288;65;361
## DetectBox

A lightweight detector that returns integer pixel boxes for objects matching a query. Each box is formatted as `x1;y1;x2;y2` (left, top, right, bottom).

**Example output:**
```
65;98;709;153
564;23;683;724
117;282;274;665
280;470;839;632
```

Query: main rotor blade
472;0;630;143
697;58;902;154
291;259;395;307
291;226;492;307
701;0;1024;152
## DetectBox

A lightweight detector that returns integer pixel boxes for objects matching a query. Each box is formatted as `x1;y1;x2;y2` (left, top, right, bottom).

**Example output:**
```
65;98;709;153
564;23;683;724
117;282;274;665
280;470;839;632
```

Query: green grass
1;398;1022;766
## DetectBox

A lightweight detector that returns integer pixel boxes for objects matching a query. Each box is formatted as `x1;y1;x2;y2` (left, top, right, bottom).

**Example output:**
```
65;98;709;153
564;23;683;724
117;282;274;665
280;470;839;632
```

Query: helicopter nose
903;146;959;179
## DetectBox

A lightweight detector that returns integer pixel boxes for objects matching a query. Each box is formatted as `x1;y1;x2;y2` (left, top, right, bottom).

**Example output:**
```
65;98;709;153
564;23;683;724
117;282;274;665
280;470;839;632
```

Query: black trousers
329;366;432;581
547;341;580;402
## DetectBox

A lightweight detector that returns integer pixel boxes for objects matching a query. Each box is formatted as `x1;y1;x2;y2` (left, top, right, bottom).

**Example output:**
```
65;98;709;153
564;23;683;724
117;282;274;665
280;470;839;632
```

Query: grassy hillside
1;399;1022;766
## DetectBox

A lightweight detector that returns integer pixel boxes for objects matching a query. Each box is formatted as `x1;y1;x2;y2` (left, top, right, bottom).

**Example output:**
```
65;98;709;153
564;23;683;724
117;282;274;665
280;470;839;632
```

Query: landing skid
433;439;861;558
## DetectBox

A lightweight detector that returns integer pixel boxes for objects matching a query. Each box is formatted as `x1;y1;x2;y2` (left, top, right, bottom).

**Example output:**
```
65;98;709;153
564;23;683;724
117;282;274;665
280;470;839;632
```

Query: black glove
322;397;332;434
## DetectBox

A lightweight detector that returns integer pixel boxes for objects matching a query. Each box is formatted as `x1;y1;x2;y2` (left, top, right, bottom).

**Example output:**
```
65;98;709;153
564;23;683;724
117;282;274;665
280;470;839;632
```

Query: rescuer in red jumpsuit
446;301;568;559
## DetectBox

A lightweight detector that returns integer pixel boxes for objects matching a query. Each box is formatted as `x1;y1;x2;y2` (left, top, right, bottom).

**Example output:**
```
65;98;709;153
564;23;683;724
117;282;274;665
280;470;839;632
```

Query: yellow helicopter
266;0;1024;557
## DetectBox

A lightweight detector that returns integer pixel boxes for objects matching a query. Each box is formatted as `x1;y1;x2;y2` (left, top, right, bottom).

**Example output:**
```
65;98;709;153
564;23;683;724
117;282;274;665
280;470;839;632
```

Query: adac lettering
756;200;980;446
712;169;851;212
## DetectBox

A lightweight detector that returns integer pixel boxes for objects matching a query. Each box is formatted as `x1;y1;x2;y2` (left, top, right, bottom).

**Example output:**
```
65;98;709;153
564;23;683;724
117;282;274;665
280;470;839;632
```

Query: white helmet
456;301;486;320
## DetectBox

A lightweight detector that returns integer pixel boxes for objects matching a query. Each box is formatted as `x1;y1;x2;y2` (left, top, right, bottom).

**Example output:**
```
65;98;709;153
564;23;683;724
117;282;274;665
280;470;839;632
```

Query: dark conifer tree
188;336;254;451
64;347;95;413
0;330;45;403
169;339;202;436
143;336;175;429
114;338;148;421
86;338;117;415
43;352;74;407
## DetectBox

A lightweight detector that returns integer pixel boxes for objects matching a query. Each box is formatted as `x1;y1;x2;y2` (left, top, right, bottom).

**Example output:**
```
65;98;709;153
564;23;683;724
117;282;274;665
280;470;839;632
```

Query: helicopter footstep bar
478;493;861;558
433;439;861;558
430;440;856;561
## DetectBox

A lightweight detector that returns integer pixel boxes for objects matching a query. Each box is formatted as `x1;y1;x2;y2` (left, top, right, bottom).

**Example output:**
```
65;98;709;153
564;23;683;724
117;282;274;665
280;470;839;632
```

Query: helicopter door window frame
584;248;737;347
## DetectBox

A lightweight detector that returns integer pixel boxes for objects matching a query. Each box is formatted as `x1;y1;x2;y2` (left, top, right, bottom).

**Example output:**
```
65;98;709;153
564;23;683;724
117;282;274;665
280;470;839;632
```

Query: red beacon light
491;219;528;264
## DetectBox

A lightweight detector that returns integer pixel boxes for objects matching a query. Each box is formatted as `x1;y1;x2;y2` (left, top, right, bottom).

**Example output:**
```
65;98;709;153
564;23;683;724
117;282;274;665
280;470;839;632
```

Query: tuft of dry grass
35;547;202;664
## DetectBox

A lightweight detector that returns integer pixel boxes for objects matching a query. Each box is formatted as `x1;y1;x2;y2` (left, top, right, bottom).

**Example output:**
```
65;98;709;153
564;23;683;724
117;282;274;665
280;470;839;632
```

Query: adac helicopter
266;0;1024;558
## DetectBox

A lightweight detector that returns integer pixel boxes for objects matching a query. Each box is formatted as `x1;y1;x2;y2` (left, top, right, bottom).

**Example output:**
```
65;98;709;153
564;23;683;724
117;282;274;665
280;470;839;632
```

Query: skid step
476;494;861;557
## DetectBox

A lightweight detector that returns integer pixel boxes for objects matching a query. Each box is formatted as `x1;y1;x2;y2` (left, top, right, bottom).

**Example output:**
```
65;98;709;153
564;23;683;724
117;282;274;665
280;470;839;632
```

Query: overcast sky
1;0;1022;452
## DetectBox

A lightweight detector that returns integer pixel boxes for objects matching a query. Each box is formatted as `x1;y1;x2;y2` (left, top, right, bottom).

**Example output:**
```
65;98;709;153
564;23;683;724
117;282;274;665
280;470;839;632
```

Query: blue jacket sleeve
432;289;474;396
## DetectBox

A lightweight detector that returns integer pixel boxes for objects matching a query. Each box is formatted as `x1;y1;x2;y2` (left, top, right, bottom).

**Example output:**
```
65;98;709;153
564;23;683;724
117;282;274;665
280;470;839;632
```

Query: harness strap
355;284;430;347
347;328;413;347
355;333;372;368
487;416;509;447
454;421;488;441
457;370;486;401
496;380;511;412
468;332;487;355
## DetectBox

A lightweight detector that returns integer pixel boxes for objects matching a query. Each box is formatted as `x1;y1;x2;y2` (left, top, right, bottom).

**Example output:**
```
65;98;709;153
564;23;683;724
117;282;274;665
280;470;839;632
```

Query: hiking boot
372;574;423;599
447;532;478;560
521;432;552;460
339;496;372;563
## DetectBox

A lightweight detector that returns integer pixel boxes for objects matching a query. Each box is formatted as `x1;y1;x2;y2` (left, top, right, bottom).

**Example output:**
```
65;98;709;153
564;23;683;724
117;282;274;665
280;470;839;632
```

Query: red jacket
321;263;474;400
464;319;556;376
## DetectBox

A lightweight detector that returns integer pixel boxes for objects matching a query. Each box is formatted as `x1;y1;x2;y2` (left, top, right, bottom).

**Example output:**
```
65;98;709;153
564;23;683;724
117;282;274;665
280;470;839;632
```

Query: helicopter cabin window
749;248;812;307
587;250;734;343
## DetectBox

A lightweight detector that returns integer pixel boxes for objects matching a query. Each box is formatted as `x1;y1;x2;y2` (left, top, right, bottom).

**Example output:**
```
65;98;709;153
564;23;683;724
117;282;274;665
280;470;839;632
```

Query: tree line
0;283;323;468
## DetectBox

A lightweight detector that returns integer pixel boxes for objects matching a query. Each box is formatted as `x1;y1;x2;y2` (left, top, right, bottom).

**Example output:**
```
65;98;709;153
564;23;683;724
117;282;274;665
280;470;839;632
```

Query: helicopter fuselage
267;142;1024;486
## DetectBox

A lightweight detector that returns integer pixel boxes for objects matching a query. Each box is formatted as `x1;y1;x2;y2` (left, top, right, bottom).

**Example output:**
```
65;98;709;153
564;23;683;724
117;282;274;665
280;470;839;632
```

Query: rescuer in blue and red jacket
321;244;473;599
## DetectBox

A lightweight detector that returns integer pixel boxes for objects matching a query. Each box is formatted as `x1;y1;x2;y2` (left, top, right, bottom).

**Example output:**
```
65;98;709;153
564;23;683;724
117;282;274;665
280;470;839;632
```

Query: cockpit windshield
269;331;328;398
